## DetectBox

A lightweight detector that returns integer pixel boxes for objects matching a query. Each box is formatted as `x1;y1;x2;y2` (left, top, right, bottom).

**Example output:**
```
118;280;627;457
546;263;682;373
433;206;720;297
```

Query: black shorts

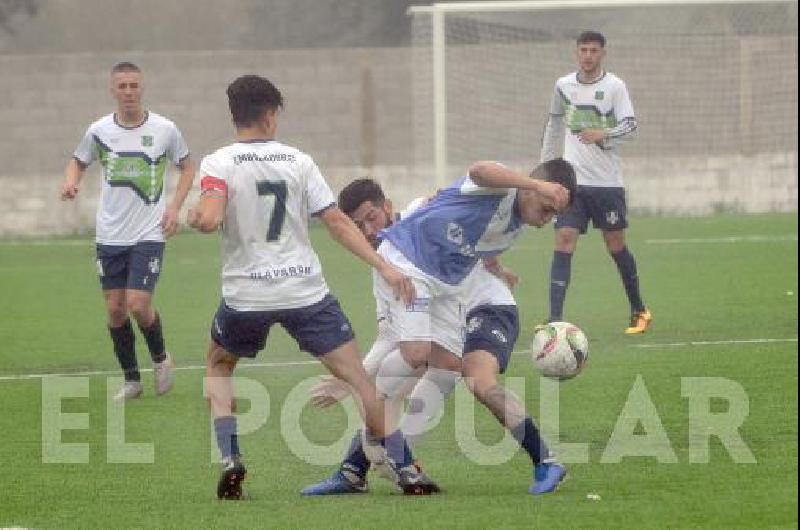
210;294;355;358
96;241;165;292
554;185;628;233
464;304;519;374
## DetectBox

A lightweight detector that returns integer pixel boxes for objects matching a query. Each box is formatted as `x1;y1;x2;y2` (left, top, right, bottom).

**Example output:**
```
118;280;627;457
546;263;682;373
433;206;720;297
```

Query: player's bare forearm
577;128;608;145
320;207;386;270
468;161;529;190
469;161;553;195
61;158;86;200
169;157;196;211
320;207;415;303
187;193;225;233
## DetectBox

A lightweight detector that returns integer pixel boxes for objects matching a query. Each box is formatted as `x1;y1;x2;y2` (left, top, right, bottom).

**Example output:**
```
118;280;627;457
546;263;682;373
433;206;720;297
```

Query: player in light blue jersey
303;179;520;496
370;159;577;494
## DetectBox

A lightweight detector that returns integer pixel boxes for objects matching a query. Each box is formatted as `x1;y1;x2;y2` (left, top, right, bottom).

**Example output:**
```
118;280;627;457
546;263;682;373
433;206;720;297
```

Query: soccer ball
530;322;589;380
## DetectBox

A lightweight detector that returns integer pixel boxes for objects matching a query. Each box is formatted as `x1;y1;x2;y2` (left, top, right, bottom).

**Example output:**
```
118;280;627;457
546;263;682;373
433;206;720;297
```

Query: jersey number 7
256;180;287;242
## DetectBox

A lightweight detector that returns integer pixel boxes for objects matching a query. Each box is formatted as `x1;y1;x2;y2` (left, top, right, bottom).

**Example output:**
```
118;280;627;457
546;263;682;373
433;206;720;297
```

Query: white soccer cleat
154;353;176;396
113;381;143;402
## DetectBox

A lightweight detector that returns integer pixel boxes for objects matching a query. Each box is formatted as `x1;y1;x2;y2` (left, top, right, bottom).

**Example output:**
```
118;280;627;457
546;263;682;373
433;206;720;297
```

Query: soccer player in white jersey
61;62;194;401
312;161;575;495
302;179;524;496
540;31;652;334
187;75;428;499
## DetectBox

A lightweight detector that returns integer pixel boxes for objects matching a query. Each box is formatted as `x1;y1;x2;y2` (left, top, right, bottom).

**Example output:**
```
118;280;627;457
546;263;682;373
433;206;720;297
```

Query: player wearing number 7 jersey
188;75;421;499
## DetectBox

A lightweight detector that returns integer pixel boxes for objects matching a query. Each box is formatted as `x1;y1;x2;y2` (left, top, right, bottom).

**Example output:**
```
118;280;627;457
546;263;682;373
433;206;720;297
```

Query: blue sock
611;246;645;313
341;430;371;478
383;430;414;468
214;416;240;460
549;251;572;321
511;417;549;465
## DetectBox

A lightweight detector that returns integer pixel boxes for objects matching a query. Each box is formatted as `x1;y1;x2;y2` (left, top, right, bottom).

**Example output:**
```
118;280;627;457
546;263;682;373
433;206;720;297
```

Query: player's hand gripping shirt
73;112;189;245
380;176;524;286
548;72;635;187
199;140;336;311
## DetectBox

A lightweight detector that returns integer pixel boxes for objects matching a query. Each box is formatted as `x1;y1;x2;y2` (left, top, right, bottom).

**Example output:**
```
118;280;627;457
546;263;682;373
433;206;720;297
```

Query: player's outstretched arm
318;206;415;304
60;158;86;200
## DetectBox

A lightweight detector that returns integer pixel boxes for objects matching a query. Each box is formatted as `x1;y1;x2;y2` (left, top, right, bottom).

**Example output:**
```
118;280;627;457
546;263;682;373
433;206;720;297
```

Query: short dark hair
338;178;386;216
226;75;284;128
111;62;141;74
577;31;606;48
531;158;577;207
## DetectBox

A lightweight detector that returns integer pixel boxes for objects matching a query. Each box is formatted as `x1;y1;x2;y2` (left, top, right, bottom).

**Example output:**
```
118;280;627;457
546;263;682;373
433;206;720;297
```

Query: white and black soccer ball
530;321;589;380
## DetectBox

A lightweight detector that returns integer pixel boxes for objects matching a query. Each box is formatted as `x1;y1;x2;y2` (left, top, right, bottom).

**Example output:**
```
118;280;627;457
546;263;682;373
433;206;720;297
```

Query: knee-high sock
398;368;460;449
138;311;166;363
612;246;645;313
510;417;551;465
549;251;572;321
109;318;139;382
376;349;418;399
214;415;240;460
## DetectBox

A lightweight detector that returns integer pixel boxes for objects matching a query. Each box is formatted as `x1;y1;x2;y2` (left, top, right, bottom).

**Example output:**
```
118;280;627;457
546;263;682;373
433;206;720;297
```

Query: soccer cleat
624;308;653;335
529;462;567;495
113;381;143;402
300;466;368;496
395;464;441;495
217;457;247;500
153;352;176;395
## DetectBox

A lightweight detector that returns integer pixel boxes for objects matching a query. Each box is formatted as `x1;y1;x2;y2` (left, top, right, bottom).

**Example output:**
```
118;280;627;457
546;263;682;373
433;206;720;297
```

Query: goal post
408;0;798;213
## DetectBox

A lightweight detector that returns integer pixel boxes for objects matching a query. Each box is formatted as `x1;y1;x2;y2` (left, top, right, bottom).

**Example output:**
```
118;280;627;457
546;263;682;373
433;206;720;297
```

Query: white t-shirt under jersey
73;111;189;245
199;139;336;312
548;72;635;187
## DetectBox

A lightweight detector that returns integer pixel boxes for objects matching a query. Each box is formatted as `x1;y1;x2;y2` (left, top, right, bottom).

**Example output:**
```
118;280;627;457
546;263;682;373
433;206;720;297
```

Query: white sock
376;349;418;399
399;367;460;449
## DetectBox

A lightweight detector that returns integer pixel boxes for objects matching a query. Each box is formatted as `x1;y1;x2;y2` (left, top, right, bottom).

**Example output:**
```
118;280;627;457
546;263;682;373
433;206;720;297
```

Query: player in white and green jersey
540;31;652;334
61;62;196;400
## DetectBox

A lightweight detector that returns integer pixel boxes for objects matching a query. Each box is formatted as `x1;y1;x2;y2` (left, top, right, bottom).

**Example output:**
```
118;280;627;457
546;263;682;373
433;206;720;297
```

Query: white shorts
373;241;517;358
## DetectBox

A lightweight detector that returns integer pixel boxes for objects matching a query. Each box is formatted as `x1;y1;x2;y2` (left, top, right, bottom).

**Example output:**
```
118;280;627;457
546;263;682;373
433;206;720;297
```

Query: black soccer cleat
217;458;247;500
396;464;441;495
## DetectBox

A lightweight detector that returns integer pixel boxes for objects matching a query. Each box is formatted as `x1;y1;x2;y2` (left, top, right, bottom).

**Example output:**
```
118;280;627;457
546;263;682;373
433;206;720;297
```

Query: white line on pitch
0;239;91;246
0;359;320;383
645;234;797;244
634;338;798;348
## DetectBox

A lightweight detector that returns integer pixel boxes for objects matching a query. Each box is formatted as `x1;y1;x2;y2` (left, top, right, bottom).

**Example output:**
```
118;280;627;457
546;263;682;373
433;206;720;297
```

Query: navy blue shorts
210;294;355;358
464;304;519;374
554;185;628;234
96;241;165;292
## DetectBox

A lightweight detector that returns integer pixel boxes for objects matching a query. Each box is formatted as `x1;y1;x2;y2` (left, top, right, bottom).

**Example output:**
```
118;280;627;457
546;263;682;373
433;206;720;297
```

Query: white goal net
409;0;798;214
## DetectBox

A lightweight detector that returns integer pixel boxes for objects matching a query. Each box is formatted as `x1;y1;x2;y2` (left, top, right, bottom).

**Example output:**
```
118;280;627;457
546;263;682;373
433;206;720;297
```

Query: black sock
511;417;549;465
139;311;166;363
611;247;645;313
341;430;371;478
214;416;240;460
549;251;572;321
109;318;139;382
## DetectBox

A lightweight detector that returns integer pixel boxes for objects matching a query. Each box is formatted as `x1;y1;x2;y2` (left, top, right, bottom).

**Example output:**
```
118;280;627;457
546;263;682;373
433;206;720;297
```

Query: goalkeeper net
409;0;798;214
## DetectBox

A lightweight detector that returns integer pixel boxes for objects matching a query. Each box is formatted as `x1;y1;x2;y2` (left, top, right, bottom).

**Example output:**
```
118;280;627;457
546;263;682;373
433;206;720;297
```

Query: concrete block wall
0;44;797;238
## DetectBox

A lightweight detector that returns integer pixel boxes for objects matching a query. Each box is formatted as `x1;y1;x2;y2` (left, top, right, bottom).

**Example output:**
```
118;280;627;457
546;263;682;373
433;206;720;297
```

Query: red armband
201;176;227;195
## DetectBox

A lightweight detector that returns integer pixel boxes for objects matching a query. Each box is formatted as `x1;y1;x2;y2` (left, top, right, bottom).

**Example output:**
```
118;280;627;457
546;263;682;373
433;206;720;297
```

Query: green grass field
0;213;797;529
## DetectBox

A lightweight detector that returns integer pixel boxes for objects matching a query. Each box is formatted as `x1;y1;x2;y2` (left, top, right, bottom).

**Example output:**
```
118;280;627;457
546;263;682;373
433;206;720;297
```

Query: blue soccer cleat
529;462;567;495
300;467;368;496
